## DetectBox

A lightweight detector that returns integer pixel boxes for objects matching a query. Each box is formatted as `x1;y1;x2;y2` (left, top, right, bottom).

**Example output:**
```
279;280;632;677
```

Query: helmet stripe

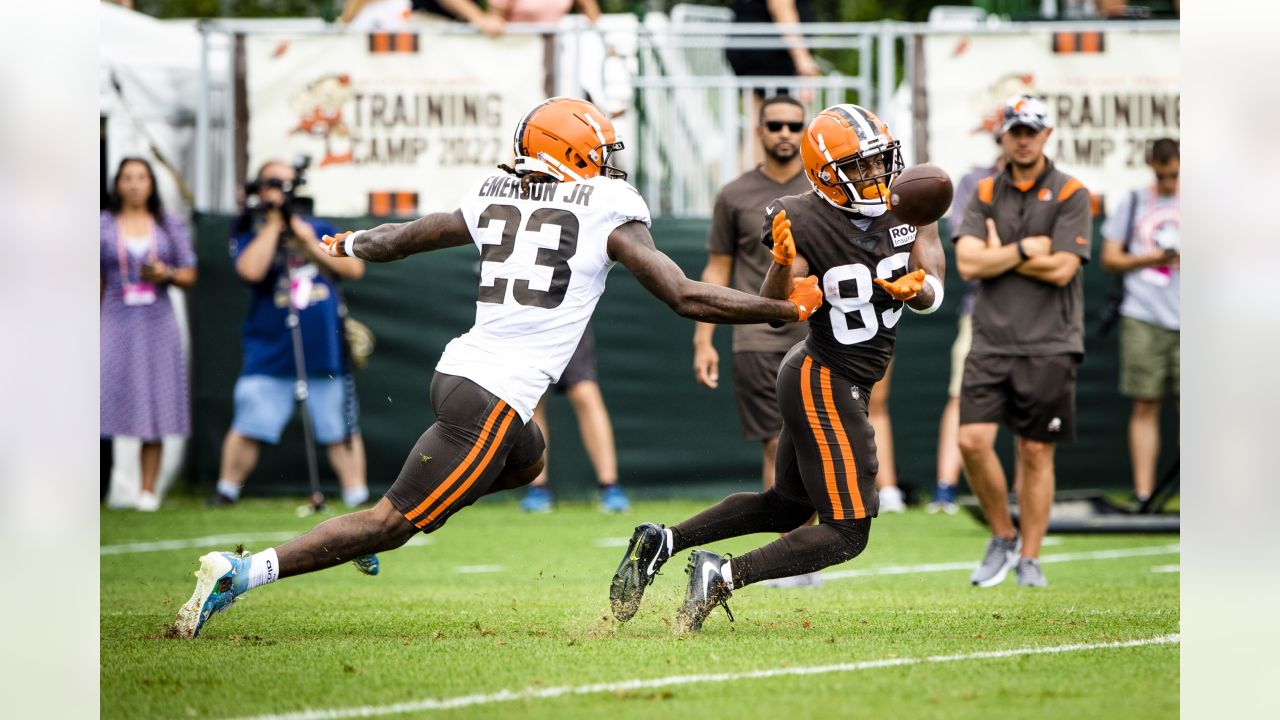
830;104;876;144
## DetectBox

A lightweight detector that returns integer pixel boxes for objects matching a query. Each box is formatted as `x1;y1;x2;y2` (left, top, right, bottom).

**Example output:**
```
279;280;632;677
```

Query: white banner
924;29;1178;213
246;33;546;216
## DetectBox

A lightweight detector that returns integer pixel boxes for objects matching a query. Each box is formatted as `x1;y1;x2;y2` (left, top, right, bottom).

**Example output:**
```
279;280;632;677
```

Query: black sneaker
205;492;237;508
675;549;734;633
609;523;670;622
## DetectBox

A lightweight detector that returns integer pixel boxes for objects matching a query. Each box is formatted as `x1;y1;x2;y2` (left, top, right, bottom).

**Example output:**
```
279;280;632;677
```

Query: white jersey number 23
476;203;580;310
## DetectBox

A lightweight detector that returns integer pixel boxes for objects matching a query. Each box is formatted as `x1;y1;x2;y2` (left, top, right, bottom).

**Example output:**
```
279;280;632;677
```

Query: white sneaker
136;491;160;512
878;485;906;513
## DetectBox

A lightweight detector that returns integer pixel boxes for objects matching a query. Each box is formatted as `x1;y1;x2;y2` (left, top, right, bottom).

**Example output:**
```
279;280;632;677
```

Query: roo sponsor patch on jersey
889;223;917;247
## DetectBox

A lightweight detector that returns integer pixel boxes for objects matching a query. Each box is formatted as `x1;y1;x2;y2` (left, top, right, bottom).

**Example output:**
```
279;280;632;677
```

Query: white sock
342;486;369;507
663;528;675;557
247;548;280;590
216;479;241;501
721;560;735;590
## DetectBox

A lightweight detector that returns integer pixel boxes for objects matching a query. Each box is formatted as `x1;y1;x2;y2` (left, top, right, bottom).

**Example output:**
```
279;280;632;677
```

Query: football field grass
101;497;1179;719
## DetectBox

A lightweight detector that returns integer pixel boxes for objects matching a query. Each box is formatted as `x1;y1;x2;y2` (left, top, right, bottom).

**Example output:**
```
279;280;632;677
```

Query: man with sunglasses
691;95;817;586
1100;138;1179;506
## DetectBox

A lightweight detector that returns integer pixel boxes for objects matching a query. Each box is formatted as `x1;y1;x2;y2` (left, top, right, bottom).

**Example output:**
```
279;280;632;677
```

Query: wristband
344;230;364;259
1015;239;1029;261
907;274;944;315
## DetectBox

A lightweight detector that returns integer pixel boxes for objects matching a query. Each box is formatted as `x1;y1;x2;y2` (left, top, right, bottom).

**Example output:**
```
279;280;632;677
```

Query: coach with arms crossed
953;96;1092;588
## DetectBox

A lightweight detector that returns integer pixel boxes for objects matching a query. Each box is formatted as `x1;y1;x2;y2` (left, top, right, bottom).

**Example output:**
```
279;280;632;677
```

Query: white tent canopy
99;2;223;215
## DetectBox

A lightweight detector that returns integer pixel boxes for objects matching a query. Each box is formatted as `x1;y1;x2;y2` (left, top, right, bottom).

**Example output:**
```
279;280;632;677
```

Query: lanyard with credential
115;215;158;283
117;216;160;306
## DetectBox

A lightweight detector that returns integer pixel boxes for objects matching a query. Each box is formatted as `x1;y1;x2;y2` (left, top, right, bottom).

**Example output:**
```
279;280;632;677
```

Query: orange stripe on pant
402;401;507;524
417;408;517;528
800;356;844;520
818;366;866;520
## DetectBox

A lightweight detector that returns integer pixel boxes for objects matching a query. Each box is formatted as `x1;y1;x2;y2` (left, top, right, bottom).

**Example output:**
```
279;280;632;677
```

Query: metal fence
628;11;878;216
191;13;1175;218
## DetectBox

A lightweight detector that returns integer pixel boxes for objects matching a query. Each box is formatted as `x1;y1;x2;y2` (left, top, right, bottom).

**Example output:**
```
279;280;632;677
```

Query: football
889;163;954;226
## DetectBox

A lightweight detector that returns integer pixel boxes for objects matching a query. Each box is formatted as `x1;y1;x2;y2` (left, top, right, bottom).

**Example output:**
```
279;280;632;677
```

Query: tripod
285;296;326;514
277;218;327;515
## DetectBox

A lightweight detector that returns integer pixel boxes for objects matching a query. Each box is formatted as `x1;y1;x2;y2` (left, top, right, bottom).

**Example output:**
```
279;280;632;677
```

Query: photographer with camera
208;160;371;509
1100;138;1180;506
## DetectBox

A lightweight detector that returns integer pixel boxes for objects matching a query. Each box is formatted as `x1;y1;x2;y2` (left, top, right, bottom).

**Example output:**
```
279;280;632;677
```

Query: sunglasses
1155;171;1178;181
762;121;805;133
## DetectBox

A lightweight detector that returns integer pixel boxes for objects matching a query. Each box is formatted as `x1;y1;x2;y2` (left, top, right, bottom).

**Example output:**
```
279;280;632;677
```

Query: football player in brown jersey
611;104;945;632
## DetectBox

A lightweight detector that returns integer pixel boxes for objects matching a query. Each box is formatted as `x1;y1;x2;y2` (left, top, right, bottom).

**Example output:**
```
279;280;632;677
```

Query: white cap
998;95;1051;135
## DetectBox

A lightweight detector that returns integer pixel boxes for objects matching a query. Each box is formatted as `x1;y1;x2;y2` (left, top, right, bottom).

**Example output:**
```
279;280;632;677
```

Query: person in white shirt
1100;138;1180;504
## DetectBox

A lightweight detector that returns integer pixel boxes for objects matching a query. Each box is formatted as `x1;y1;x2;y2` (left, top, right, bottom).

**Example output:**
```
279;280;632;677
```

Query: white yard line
101;532;432;555
823;543;1180;581
454;565;504;574
100;532;300;555
227;634;1180;720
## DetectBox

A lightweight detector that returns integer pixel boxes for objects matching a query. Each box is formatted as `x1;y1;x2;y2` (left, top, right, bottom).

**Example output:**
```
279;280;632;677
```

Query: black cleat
609;522;670;622
676;549;734;634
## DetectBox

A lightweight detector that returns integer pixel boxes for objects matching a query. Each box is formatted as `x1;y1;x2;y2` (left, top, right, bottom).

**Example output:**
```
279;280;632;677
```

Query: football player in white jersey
174;97;825;639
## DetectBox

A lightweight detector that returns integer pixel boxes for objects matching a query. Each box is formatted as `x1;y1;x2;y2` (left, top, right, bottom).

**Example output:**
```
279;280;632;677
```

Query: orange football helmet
512;97;626;182
800;104;903;217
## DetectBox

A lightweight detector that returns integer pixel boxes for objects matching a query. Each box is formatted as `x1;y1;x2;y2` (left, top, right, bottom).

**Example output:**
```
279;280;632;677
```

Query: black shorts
386;373;545;533
551;327;597;393
726;49;797;98
959;353;1079;443
773;343;880;521
732;350;787;441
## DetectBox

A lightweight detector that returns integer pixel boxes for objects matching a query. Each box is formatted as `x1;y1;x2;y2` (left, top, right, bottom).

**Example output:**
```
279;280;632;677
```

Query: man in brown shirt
692;94;815;586
954;95;1092;588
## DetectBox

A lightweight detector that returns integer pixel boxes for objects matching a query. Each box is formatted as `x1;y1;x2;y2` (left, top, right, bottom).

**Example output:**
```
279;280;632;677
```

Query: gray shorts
552;327;598;392
947;315;973;399
732;350;787;441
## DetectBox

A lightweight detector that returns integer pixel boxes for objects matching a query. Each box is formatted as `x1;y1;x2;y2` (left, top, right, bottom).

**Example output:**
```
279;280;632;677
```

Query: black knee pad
827;517;872;560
